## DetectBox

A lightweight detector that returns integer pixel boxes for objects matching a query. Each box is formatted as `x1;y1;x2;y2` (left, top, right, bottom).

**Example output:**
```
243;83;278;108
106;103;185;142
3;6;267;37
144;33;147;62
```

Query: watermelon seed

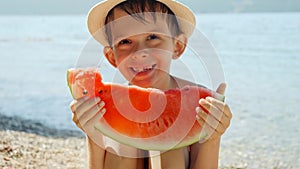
163;118;173;127
98;90;103;94
155;120;160;128
83;89;88;95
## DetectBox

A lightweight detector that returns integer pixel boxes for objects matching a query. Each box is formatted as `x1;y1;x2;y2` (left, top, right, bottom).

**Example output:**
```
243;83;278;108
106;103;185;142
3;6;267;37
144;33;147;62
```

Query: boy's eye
118;39;131;45
147;34;159;40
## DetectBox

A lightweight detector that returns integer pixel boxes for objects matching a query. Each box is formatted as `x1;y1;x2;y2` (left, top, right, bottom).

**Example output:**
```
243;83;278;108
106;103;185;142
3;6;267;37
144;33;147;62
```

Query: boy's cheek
113;53;129;64
115;57;130;71
114;47;133;57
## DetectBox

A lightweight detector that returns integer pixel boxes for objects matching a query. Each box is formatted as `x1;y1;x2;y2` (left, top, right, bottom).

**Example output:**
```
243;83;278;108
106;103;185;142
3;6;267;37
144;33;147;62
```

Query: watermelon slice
67;68;225;150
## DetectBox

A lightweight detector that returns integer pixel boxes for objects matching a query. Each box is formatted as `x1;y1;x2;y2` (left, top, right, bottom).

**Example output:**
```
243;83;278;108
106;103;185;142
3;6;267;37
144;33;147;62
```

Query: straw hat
87;0;196;46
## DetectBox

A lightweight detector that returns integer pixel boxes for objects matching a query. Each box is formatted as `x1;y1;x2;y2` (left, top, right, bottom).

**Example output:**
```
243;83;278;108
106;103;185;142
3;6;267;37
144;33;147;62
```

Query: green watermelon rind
67;68;80;99
215;93;225;102
94;121;207;151
66;69;74;98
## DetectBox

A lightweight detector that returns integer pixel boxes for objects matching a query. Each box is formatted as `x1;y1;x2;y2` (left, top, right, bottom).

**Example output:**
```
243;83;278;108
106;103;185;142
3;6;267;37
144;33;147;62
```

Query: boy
70;0;232;168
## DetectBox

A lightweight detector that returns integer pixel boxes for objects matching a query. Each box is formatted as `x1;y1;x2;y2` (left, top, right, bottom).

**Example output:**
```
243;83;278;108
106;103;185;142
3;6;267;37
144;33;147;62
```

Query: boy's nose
131;44;149;60
131;50;148;60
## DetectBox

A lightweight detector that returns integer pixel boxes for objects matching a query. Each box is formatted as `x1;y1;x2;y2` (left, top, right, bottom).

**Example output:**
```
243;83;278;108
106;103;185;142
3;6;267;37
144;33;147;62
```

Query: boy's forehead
107;12;173;41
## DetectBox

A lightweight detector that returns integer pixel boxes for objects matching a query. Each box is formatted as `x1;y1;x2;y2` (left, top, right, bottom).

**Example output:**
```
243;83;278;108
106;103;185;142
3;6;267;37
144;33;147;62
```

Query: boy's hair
104;0;181;46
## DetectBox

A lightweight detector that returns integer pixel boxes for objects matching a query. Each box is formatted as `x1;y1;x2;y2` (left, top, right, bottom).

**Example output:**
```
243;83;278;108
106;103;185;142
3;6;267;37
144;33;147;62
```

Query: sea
0;13;299;168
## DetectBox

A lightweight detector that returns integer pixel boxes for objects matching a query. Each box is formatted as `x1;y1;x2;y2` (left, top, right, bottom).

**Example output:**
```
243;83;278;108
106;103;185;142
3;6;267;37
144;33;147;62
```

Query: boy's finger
197;112;225;141
79;102;106;128
216;83;226;95
70;97;89;112
197;109;220;130
205;98;232;130
76;97;101;118
89;107;106;125
198;99;223;121
214;119;227;135
206;97;232;119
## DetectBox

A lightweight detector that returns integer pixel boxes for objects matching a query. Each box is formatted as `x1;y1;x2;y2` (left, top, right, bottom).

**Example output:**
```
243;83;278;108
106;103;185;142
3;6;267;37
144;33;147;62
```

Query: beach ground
0;114;294;169
0;130;86;169
0;114;86;169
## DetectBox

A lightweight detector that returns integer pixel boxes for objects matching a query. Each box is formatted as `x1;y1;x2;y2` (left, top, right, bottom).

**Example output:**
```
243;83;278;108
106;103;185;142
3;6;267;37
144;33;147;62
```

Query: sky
0;0;299;15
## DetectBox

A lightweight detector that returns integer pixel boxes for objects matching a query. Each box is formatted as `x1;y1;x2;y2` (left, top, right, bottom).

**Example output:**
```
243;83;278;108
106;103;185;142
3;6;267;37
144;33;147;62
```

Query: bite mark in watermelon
67;68;225;150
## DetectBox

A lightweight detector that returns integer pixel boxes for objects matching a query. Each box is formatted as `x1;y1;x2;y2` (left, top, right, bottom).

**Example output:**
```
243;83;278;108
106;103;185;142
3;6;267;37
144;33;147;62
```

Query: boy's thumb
216;83;226;95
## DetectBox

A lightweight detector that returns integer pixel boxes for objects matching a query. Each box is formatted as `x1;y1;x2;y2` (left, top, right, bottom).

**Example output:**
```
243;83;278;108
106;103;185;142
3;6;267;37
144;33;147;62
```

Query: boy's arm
88;135;144;169
191;83;231;169
160;149;186;169
87;136;105;169
190;138;220;169
69;97;106;169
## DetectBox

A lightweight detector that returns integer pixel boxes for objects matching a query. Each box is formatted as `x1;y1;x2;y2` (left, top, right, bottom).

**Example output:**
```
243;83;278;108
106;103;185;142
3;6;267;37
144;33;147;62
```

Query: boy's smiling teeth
130;64;156;73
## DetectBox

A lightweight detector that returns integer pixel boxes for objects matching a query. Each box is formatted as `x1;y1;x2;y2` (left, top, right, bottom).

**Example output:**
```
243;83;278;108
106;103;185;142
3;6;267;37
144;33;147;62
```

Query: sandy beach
0;114;87;169
1;113;298;169
0;113;246;169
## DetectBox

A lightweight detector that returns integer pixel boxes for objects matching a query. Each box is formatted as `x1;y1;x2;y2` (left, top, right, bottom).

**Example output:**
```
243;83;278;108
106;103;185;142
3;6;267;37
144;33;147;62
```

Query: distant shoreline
0;11;299;17
0;113;84;138
0;0;300;15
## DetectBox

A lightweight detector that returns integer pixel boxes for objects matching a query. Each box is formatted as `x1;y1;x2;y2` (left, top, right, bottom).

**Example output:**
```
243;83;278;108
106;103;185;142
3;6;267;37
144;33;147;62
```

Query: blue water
0;13;299;167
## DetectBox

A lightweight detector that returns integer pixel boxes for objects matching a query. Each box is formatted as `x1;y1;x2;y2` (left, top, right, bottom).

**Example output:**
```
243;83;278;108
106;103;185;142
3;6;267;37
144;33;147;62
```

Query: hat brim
87;0;196;46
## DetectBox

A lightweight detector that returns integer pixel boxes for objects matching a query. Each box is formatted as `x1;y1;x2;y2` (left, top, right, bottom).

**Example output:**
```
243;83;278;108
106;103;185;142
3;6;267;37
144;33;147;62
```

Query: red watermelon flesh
67;68;225;150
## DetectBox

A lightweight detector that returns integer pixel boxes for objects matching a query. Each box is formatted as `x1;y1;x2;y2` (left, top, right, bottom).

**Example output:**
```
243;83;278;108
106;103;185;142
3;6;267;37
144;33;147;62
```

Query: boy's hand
70;97;106;132
195;83;232;141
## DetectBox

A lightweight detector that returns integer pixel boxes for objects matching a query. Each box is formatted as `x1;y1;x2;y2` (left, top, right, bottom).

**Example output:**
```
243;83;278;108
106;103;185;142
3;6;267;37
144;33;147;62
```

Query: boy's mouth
130;64;156;73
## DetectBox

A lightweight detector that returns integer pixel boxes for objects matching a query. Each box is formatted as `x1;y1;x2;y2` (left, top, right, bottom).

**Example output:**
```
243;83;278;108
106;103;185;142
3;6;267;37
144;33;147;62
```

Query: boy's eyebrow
112;29;169;41
113;33;156;44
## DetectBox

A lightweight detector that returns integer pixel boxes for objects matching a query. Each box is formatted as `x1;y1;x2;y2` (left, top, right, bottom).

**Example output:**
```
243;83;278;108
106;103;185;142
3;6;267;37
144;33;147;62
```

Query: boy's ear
104;46;117;68
173;33;187;59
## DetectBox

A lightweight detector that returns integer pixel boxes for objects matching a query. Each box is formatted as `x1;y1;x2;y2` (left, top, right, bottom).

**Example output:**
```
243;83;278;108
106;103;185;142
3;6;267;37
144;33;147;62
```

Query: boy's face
104;9;186;88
